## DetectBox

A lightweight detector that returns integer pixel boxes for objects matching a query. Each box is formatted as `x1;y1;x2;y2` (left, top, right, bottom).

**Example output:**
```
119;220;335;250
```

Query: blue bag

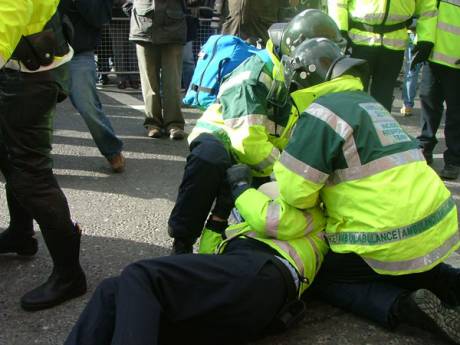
183;35;261;110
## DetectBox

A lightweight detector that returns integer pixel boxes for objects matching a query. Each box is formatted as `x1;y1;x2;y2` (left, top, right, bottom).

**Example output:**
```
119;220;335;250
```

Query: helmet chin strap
325;56;347;81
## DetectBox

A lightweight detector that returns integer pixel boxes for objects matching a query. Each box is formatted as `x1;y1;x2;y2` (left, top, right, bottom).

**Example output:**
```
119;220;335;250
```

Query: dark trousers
168;134;233;241
0;68;77;268
311;252;460;328
352;45;404;111
417;62;460;166
64;249;289;345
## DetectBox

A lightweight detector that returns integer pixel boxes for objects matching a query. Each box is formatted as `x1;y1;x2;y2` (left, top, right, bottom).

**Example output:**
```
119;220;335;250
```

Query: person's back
221;0;290;44
274;38;459;275
305;89;457;271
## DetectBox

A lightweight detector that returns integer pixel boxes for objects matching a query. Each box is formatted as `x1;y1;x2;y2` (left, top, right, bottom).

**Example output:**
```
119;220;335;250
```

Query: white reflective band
218;70;252;97
419;10;437;18
331;149;425;183
438;21;460;35
349;32;376;44
307;237;322;274
307;103;361;168
432;51;460;66
275;256;300;289
279;151;329;184
249;147;280;172
266;202;281;238
382;37;407;49
258;71;273;90
363;230;460;273
303;211;314;236
5;45;74;73
0;55;5;69
352;13;410;23
224;114;275;132
271;239;305;276
444;0;460;6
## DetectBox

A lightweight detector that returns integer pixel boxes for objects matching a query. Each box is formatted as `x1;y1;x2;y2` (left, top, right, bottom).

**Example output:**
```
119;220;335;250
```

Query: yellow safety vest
0;0;60;67
429;0;460;69
328;0;437;50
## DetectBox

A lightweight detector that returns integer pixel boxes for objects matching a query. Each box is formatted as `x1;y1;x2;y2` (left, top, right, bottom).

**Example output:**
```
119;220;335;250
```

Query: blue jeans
70;52;123;159
402;32;422;108
182;41;195;90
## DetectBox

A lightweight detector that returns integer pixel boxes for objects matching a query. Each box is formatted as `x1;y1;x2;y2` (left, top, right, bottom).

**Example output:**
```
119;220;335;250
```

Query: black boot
0;227;38;256
21;224;87;311
397;289;460;344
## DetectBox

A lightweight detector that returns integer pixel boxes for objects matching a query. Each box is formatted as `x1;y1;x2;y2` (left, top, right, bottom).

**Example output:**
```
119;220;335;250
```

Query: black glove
226;164;252;200
410;41;434;70
455;59;460;65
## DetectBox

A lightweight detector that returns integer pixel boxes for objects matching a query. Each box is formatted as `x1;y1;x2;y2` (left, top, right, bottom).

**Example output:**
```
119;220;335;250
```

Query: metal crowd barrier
95;17;218;76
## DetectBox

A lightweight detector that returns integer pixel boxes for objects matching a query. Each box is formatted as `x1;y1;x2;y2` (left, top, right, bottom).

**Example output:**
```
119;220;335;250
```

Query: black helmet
267;22;289;51
283;38;368;91
280;9;346;57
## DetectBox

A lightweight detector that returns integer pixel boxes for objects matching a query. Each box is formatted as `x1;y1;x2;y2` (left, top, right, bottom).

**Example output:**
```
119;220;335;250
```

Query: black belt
350;19;411;34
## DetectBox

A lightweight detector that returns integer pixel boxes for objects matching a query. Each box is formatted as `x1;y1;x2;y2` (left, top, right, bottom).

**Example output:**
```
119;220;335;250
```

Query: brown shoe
147;127;162;139
169;128;185;140
108;153;125;173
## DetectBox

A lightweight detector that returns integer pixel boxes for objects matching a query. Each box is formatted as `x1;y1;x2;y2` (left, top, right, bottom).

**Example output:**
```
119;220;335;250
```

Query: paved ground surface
0;83;459;345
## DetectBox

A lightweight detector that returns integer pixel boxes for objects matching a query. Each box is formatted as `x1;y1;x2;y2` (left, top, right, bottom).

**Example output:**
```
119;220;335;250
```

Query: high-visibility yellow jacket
327;0;437;50
200;188;328;295
0;0;71;72
188;40;299;177
274;76;459;276
430;0;460;69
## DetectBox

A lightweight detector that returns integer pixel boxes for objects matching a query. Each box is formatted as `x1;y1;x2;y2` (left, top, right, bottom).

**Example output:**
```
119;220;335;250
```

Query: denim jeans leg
69;52;123;159
402;35;421;108
182;41;195;90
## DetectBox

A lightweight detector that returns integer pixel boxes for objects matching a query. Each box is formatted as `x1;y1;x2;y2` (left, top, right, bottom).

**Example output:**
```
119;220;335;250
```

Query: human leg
371;47;404;112
168;134;232;253
161;44;185;137
136;43;163;134
0;68;86;310
314;252;460;343
182;41;195;90
401;36;421;116
435;64;460;179
351;44;378;92
111;251;287;345
69;52;124;161
417;62;445;164
64;277;119;345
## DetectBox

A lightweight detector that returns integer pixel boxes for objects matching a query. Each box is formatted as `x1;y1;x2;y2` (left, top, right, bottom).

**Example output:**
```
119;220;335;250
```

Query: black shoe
20;266;87;311
0;228;38;256
423;150;433;165
440;164;460;180
399;289;460;344
170;239;193;255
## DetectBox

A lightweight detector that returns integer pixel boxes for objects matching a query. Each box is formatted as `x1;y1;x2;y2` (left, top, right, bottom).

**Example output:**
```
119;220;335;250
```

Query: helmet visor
266;56;291;108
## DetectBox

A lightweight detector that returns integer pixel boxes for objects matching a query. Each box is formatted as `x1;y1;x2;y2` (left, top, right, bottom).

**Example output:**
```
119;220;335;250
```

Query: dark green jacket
128;0;187;45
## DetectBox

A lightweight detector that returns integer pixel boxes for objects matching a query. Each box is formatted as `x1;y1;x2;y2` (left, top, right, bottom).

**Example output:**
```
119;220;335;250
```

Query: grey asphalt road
0;84;459;345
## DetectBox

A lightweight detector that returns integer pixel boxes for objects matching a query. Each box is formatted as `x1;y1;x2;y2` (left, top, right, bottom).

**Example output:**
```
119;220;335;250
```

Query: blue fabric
402;32;422;107
182;41;195;90
183;35;262;109
69;52;123;159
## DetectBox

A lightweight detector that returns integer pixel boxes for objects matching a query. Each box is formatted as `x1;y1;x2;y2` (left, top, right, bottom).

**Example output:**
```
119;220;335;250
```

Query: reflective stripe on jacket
275;78;459;275
189;40;298;177
217;220;328;296
328;0;437;50
429;0;460;69
0;0;59;67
